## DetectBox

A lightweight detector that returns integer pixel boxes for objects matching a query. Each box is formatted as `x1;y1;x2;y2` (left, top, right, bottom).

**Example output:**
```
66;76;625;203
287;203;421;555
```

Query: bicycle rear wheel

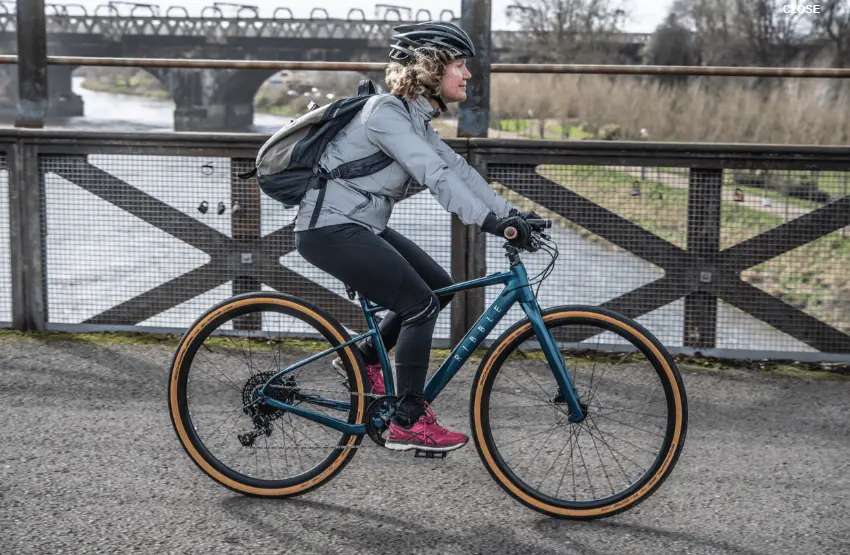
470;306;687;519
168;292;368;497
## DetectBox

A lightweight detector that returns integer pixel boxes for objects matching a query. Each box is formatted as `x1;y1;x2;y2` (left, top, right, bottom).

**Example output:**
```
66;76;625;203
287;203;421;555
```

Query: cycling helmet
388;21;475;112
389;21;476;64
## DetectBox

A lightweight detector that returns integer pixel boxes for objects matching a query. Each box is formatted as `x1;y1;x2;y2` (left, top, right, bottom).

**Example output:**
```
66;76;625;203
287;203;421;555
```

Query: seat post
345;285;357;301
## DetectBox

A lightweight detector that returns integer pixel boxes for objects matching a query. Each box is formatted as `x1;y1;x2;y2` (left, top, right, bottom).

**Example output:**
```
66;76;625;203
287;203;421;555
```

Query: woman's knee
437;290;454;309
431;271;454;309
399;292;440;328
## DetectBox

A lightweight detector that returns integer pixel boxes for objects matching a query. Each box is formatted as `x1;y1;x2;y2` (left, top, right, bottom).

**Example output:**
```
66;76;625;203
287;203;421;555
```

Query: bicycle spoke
582;420;634;483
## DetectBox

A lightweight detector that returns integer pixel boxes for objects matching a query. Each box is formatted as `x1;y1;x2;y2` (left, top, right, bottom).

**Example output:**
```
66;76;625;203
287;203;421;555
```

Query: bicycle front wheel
470;306;687;519
168;292;369;498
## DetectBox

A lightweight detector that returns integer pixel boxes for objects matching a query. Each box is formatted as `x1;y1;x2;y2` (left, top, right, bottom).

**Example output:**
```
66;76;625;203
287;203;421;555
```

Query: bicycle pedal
414;450;447;460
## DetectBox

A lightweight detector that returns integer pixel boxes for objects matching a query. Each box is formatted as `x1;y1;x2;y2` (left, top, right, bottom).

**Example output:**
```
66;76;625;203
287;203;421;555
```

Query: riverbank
80;74;171;100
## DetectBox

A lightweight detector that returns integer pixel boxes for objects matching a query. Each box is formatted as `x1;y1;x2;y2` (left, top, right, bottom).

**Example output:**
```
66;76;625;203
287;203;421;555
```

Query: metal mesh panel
729;169;850;352
487;164;672;346
24;143;850;358
38;153;452;340
487;162;850;356
42;154;219;329
0;154;11;324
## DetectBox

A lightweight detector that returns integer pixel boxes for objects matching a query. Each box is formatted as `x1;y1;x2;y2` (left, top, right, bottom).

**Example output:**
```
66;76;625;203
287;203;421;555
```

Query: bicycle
168;218;688;519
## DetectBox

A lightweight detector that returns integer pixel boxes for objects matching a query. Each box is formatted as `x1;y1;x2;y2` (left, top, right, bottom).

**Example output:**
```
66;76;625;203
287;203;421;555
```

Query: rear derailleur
237;371;298;447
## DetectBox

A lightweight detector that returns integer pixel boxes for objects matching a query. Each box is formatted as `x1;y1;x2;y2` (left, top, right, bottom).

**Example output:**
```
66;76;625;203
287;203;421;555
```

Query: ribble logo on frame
782;4;822;13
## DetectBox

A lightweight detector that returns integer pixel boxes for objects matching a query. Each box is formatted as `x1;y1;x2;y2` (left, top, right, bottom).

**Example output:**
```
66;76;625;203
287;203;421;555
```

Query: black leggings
295;223;454;424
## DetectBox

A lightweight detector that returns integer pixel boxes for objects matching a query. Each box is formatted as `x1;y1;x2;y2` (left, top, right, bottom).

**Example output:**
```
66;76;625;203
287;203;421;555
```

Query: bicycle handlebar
502;218;552;240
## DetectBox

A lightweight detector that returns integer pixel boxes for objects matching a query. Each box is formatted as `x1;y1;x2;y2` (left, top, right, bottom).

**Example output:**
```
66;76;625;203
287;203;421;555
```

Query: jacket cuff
481;212;500;235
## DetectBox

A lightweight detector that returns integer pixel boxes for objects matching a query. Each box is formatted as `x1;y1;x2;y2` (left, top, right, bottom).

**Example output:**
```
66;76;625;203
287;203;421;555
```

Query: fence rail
1;129;849;361
4;54;850;79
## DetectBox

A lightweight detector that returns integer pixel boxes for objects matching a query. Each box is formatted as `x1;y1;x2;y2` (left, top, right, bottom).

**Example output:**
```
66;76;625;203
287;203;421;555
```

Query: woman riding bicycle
295;21;537;453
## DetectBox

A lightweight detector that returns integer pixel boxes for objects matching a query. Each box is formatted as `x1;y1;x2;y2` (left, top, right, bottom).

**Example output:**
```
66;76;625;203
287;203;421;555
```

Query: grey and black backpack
240;80;409;228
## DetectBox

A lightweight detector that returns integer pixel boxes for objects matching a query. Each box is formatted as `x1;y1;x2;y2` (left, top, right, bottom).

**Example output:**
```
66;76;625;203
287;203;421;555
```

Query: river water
0;79;808;353
42;77;292;133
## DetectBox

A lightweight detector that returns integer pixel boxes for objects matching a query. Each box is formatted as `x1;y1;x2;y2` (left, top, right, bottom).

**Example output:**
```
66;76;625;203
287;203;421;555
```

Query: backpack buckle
314;165;341;180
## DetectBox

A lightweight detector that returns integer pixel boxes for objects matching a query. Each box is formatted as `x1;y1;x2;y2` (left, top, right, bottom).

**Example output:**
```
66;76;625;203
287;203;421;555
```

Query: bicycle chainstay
240;381;390;451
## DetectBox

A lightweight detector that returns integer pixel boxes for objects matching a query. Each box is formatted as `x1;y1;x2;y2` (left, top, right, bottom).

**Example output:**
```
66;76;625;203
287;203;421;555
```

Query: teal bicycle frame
259;260;585;435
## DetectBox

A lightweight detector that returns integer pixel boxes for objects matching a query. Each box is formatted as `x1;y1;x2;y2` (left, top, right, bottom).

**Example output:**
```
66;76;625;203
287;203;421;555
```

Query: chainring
364;395;399;447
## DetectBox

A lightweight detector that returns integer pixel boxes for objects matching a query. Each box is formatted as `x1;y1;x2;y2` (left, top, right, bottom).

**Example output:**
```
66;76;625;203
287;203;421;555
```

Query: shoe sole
384;439;468;453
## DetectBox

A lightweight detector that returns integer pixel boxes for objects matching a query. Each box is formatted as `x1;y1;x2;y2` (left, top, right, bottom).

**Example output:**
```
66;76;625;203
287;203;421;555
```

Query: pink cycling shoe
384;404;468;453
333;358;385;395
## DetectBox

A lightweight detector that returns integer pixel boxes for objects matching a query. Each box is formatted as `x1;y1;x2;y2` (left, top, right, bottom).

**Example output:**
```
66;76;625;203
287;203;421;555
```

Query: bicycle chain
245;382;389;450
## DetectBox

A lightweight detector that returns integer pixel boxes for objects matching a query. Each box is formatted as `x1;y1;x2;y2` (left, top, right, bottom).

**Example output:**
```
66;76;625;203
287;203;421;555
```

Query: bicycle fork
517;287;586;423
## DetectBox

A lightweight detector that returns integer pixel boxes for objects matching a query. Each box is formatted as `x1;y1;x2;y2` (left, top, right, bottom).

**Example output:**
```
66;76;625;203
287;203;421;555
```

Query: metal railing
1;129;848;361
4;55;850;78
1;0;849;363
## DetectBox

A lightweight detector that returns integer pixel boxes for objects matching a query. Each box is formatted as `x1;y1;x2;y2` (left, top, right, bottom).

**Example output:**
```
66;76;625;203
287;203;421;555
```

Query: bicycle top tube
359;268;519;314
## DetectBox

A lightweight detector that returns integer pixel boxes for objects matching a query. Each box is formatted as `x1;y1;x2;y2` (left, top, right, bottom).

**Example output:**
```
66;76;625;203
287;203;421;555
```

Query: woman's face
440;58;472;103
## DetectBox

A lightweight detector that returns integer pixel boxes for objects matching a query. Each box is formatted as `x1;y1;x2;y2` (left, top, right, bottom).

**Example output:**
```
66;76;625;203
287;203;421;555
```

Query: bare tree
814;0;850;68
647;14;699;66
734;0;806;66
670;0;808;67
506;0;629;63
670;0;743;65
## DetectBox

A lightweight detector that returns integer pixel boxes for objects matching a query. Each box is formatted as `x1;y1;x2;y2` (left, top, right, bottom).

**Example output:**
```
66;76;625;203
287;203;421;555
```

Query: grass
1;328;847;378
80;77;171;100
656;168;849;214
495;119;535;133
546;124;592;140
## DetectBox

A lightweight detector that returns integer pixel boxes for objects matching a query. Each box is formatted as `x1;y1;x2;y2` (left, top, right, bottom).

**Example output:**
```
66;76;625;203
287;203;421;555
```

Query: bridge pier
46;66;84;119
174;102;254;132
0;65;83;121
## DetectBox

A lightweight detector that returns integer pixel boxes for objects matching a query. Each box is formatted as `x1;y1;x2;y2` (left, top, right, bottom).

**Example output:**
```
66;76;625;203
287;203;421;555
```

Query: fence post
454;0;491;342
450;214;469;346
231;158;262;330
685;168;722;348
458;0;492;138
9;140;47;331
15;0;48;129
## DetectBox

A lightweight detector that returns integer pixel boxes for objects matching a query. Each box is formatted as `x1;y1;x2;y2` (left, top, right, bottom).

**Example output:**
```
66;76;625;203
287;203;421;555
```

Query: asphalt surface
1;334;849;555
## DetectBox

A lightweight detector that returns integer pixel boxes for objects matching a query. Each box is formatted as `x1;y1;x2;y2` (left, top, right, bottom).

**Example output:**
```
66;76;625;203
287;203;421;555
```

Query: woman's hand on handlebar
481;213;552;252
511;209;552;232
482;213;530;239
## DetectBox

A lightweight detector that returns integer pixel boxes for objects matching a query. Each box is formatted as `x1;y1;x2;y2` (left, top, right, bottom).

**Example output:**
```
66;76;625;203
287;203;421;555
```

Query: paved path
1;335;848;554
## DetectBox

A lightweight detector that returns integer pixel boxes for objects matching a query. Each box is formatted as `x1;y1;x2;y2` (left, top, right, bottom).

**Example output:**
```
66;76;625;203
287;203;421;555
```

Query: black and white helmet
389;21;476;64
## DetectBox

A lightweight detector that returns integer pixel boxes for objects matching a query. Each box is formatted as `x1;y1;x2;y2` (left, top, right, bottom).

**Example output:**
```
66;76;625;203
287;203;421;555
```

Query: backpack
239;80;409;229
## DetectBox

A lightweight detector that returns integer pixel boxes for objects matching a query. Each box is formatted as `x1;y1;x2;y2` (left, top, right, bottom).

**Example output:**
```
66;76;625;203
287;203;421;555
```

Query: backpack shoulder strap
393;94;410;114
358;79;377;97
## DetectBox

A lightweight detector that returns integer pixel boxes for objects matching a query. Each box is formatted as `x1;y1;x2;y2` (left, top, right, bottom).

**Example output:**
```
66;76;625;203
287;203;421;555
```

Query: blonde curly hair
384;47;453;101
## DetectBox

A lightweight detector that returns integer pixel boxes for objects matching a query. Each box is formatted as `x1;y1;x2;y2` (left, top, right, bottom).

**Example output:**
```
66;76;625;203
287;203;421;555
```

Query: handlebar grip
504;226;518;240
526;218;552;229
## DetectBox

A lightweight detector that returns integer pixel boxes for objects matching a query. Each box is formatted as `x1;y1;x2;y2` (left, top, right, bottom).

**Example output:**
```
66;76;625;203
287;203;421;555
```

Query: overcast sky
47;0;673;32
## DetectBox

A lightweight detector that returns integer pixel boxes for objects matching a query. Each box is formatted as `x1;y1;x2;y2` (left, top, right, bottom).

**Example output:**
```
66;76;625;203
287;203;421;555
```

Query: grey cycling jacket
293;93;517;233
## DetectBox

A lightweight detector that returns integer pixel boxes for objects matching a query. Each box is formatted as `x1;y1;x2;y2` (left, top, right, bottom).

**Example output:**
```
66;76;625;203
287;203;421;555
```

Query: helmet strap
424;85;449;113
431;94;448;113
